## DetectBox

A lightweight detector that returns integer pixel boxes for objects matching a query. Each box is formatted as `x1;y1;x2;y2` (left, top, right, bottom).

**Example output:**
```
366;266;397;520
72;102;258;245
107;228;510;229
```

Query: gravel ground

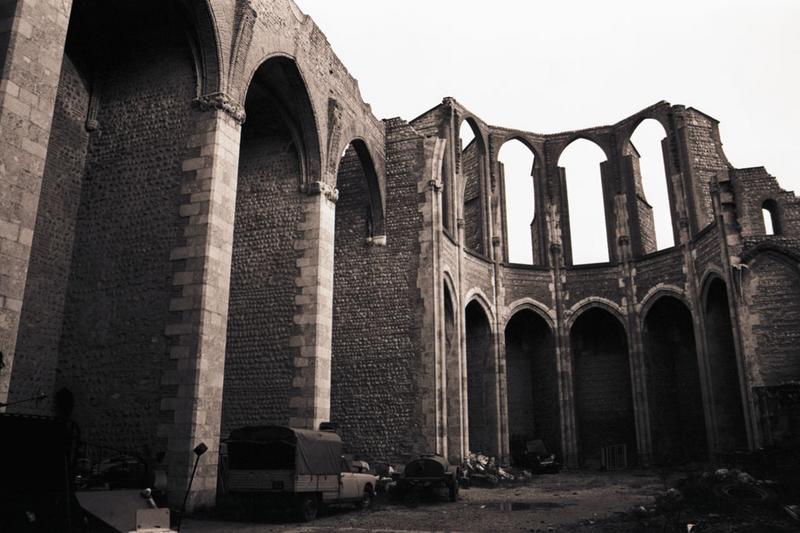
182;470;669;532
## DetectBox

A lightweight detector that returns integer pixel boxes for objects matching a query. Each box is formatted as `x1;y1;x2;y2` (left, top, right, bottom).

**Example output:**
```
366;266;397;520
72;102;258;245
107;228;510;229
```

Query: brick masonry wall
326;118;425;462
220;96;304;435
633;248;686;302
691;224;722;280
742;254;800;386
502;265;553;308
8;53;88;411
463;252;494;300
732;167;800;241
54;18;195;451
564;264;622;309
684;109;729;230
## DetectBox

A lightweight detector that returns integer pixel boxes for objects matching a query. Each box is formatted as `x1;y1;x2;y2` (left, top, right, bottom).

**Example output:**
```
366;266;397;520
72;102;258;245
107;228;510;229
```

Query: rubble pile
631;466;800;532
460;452;523;487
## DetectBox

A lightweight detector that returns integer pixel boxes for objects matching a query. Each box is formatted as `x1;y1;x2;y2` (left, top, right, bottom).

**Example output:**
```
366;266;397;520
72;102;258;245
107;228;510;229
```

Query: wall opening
643;296;707;464
762;199;780;235
499;139;536;264
460;119;486;255
559;139;609;264
9;0;202;454
628;119;675;251
222;57;318;436
704;278;747;451
466;299;496;455
444;283;461;462
570;307;636;466
504;310;558;465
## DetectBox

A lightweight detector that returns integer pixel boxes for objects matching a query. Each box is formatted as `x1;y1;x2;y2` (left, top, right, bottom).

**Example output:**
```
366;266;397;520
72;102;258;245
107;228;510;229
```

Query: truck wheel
356;485;374;510
297;494;319;522
448;481;459;502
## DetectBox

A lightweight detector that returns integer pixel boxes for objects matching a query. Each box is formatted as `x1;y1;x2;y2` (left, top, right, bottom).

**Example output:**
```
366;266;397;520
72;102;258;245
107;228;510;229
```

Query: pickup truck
225;425;377;521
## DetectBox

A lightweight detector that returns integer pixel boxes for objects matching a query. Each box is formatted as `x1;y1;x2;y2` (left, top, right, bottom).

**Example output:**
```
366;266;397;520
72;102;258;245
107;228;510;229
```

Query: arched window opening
559;139;609;264
504;310;558;465
570;308;636;467
643;297;707;463
466;300;497;455
499;140;536;264
629;119;674;251
762;199;780;235
459;119;485;255
704;278;747;451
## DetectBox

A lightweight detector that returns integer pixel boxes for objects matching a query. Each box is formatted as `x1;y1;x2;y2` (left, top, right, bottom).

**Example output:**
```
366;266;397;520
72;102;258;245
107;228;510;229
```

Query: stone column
160;94;243;508
287;180;337;431
0;0;72;405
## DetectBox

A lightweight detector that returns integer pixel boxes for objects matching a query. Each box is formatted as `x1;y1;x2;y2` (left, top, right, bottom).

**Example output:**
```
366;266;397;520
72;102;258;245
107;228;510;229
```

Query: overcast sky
296;0;800;263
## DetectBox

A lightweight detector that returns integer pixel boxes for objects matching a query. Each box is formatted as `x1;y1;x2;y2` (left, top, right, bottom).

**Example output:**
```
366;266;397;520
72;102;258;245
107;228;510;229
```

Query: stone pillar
548;204;579;468
0;0;72;405
287;180;337;431
160;94;243;508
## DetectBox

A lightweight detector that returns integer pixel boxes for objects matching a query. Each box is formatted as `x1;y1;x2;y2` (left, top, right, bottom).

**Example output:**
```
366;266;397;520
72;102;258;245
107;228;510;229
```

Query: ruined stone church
1;0;798;507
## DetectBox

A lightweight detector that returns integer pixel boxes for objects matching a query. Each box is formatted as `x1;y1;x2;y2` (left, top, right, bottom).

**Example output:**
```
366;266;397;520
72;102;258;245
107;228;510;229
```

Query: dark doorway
643;296;707;463
504;310;559;465
466;300;496;455
704;278;747;451
571;308;636;467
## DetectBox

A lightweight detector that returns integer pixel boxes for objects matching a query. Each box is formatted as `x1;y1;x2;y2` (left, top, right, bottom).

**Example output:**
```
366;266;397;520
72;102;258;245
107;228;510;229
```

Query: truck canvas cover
227;426;343;475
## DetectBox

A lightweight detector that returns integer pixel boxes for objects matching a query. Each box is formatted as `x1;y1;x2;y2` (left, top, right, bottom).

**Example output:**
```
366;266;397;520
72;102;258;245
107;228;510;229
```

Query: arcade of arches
2;0;799;509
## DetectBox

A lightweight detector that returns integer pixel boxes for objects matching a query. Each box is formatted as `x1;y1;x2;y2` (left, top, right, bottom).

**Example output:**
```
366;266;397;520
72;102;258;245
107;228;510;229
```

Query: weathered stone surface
1;0;798;507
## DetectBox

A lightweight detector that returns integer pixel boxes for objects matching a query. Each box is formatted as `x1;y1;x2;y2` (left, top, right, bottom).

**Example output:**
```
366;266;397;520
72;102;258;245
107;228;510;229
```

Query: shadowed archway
643;296;707;463
504;309;559;465
571;307;636;466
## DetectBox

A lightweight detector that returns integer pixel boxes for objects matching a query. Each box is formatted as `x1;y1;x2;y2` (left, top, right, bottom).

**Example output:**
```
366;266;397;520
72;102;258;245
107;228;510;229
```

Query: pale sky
296;0;800;264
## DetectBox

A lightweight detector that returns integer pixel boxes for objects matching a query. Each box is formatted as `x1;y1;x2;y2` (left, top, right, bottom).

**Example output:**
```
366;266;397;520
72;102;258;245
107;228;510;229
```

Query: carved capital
456;218;465;228
618;235;630;246
492;236;501;248
428;179;442;191
549;243;562;253
305;180;339;203
193;92;246;124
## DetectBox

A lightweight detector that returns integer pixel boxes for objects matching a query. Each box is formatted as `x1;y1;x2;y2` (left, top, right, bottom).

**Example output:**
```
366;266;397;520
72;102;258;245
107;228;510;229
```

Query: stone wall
8;53;89;411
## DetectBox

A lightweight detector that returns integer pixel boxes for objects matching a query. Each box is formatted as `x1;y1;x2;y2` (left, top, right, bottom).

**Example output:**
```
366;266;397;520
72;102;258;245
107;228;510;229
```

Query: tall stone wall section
51;19;195;451
8;53;88;410
221;129;304;435
328;118;426;462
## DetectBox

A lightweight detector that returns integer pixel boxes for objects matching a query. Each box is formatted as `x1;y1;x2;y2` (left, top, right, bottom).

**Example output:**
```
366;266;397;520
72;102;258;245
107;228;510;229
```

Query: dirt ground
181;470;677;532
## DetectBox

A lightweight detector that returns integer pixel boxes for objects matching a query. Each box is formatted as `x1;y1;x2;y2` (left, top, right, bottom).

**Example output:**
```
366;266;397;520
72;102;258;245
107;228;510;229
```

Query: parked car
395;454;459;505
225;425;377;521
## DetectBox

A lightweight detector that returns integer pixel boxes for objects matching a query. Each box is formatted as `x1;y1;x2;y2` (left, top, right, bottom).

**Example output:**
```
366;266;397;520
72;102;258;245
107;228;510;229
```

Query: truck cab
225;426;377;521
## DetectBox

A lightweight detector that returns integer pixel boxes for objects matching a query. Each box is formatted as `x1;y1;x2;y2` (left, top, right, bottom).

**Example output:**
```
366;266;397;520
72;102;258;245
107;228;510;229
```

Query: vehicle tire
403;488;421;508
356;485;374;510
448;480;459;502
296;494;319;522
712;482;772;505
